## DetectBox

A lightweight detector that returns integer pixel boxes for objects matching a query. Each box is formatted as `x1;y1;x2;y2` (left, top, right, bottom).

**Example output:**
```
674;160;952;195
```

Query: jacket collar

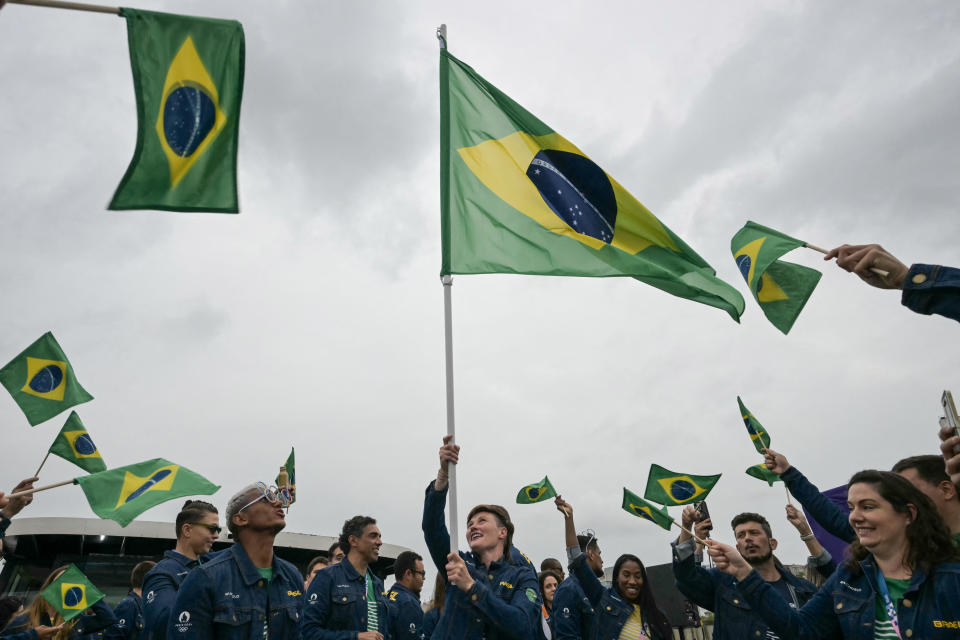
229;542;274;586
389;582;418;598
338;557;368;582
857;555;928;594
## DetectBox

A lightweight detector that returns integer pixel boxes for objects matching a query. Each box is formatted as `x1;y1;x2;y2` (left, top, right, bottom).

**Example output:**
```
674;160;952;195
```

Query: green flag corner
745;464;782;486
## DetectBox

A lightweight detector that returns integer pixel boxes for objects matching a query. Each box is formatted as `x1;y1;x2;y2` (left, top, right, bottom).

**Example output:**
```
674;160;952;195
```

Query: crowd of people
0;242;957;640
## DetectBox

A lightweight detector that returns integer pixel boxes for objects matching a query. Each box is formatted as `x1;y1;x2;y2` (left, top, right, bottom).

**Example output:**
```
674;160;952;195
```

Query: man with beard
553;533;602;640
302;516;389;640
169;483;304;639
385;551;426;640
672;508;816;640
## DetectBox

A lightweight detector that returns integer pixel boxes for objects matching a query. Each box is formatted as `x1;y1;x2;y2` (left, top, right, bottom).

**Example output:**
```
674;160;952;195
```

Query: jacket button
912;274;927;284
836;603;843;610
733;599;739;605
488;574;493;580
342;597;348;602
755;632;761;637
905;630;913;638
471;595;478;601
902;599;912;608
605;606;611;611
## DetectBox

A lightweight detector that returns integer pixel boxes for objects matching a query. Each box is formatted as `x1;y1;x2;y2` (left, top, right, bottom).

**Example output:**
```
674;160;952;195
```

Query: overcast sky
1;0;959;591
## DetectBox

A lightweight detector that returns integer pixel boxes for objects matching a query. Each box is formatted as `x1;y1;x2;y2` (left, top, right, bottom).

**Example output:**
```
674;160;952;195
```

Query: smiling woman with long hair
556;497;672;640
709;470;960;640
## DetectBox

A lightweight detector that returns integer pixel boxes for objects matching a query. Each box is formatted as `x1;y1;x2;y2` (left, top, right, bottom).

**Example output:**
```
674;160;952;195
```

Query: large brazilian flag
109;9;245;213
439;50;744;321
74;458;220;527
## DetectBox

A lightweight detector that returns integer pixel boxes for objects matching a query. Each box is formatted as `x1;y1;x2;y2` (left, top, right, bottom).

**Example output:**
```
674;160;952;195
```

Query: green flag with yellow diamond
110;8;245;212
738;396;771;454
440;49;744;321
515;476;557;504
745;464;782;486
49;412;107;474
0;332;93;426
74;458;219;527
643;464;721;506
621;488;673;531
40;564;105;622
730;221;822;334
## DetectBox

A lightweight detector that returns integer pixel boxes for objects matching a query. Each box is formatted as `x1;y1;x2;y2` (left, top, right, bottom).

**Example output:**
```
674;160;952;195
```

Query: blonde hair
27;566;78;640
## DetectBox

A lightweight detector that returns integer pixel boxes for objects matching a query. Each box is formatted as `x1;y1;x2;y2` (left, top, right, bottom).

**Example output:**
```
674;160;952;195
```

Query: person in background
328;542;346;565
539;559;564;583
141;500;220;640
386;551;427;640
304;555;330;590
553;532;601;640
421;573;447;640
104;561;155;640
1;565;115;640
709;470;960;639
784;504;835;581
536;571;560;640
557;497;673;640
0;597;24;631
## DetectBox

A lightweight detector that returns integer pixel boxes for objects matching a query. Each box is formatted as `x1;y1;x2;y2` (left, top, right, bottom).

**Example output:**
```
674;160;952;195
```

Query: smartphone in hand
694;500;712;532
943;390;960;453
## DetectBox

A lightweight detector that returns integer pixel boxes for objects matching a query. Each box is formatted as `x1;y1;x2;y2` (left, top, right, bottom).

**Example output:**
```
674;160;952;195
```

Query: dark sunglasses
189;522;222;535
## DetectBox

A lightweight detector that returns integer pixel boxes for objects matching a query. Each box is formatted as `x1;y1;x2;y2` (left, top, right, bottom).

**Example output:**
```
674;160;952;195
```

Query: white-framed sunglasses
238;481;291;512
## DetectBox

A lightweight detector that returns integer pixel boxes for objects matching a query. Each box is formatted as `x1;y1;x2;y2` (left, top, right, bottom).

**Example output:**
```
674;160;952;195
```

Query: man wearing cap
422;435;540;640
169;483;304;639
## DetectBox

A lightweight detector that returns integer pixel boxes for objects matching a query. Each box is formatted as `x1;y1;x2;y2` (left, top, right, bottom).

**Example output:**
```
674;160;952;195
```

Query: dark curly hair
339;515;377;554
844;470;959;575
612;554;672;639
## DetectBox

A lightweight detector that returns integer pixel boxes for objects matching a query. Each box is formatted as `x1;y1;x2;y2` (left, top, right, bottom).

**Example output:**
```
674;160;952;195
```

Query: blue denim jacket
552;575;593;640
738;556;960;639
672;538;816;640
301;558;389;640
386;582;423;640
780;466;855;544
421;482;540;640
568;554;669;640
421;608;439;640
104;592;143;640
143;550;216;640
168;543;303;640
902;264;960;323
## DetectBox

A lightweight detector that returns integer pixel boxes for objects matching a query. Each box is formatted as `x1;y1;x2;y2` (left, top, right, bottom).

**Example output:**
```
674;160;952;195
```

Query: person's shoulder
929;561;960;578
273;555;303;582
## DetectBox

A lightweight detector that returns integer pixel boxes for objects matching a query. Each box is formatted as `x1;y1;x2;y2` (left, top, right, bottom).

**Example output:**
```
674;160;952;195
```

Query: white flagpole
437;24;458;555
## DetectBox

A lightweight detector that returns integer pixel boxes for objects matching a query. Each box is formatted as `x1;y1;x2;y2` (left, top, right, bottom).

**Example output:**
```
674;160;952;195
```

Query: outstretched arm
765;448;854;542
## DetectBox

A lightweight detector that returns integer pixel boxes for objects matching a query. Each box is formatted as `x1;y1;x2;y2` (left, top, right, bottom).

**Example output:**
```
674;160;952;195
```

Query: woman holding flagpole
1;566;114;640
555;497;672;640
708;470;960;640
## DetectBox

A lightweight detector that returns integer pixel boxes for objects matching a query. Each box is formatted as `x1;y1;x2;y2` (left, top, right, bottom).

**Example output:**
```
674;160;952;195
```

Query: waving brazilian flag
40;564;105;622
643;464;721;506
75;458;219;527
745;464;782;487
440;49;744;321
48;412;107;474
0;332;93;426
110;9;245;212
730;221;822;334
621;488;673;531
516;476;557;504
737;396;771;454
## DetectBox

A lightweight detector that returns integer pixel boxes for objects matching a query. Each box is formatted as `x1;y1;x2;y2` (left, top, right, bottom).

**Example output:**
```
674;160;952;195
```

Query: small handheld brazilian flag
745;464;782;487
110;9;245;212
75;458;219;527
40;564;105;622
516;476;557;504
643;464;721;506
738;396;771;454
621;488;673;531
275;447;296;505
48;412;107;473
440;49;745;321
0;332;94;426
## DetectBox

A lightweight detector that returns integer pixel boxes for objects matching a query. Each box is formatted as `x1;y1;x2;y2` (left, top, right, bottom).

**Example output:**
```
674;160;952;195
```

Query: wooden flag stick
804;242;890;277
4;0;120;15
6;478;73;499
34;451;51;478
669;518;708;546
785;485;793;506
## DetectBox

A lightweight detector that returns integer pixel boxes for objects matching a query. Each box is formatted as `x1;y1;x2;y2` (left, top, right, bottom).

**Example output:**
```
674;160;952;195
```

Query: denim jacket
104;592;143;640
902;264;960;323
552;576;593;640
386;582;423;640
780;466;855;543
421;482;540;640
672;538;816;640
168;543;304;640
568;554;668;640
143;550;214;640
737;556;960;639
301;558;389;640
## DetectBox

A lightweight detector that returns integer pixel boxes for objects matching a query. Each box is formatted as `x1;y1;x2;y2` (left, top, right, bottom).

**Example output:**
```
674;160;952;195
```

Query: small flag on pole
515;476;557;504
48;412;107;473
275;447;296;505
40;564;105;621
745;464;782;486
730;221;822;334
738;396;771;454
621;488;673;530
643;464;721;506
0;332;94;426
75;458;219;527
110;9;245;212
